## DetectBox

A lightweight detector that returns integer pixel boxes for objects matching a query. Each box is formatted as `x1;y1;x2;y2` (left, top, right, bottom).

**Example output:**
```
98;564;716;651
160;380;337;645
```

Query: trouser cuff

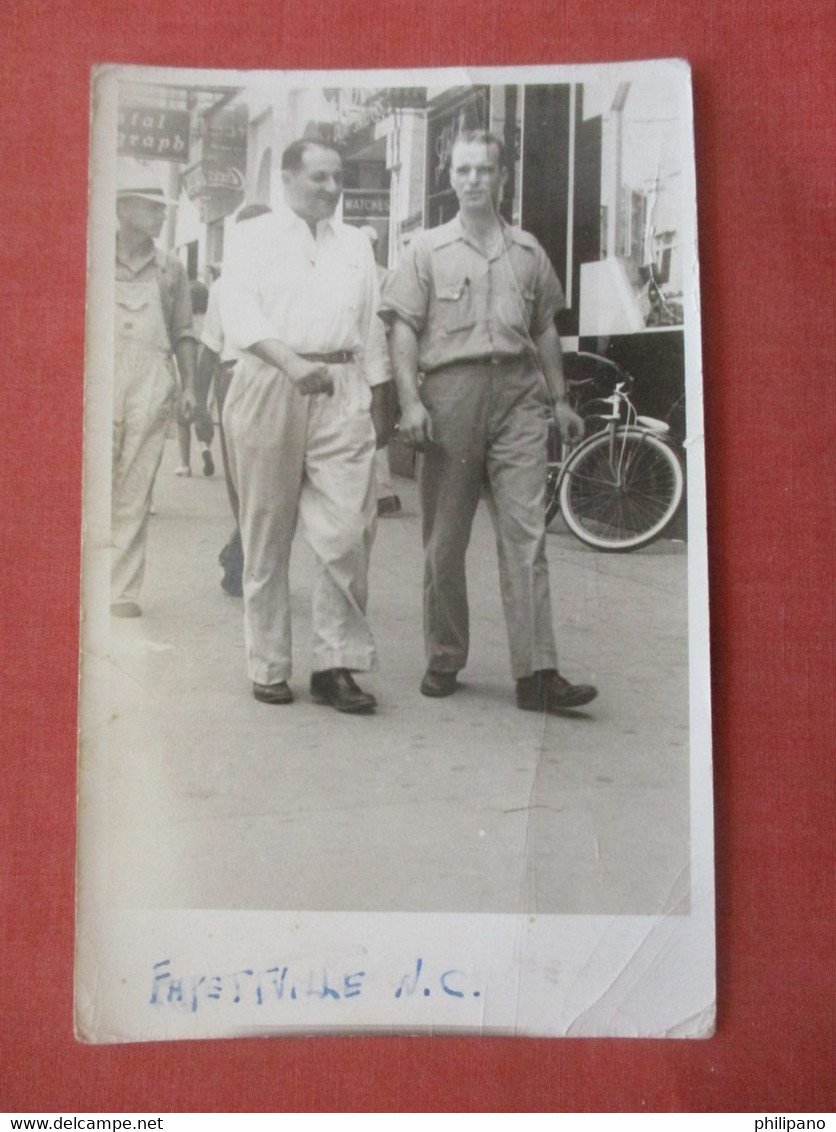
311;650;378;674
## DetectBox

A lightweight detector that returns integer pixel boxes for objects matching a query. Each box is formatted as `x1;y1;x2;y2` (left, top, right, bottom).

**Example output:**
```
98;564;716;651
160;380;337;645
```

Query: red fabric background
1;0;833;1113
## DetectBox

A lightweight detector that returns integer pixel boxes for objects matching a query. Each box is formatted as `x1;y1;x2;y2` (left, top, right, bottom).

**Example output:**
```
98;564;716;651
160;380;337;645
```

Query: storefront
340;129;390;269
123;75;687;439
179;101;248;275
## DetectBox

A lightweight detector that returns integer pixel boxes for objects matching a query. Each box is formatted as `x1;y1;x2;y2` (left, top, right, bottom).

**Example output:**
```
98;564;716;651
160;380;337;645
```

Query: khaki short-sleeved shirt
380;215;565;373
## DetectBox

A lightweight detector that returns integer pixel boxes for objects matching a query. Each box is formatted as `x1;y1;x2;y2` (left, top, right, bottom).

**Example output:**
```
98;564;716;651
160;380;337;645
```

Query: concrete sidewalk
104;440;691;916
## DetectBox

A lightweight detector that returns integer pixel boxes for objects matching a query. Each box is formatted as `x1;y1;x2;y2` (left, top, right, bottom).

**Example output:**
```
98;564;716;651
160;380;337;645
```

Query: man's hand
553;400;585;445
249;339;335;396
398;401;434;450
286;359;334;397
178;386;198;424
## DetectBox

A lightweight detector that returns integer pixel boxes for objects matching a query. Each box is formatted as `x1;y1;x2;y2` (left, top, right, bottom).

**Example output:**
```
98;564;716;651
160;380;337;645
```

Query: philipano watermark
755;1120;827;1131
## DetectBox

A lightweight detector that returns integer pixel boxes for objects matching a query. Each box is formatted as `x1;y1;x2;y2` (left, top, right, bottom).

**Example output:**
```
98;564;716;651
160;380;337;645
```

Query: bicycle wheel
558;428;684;551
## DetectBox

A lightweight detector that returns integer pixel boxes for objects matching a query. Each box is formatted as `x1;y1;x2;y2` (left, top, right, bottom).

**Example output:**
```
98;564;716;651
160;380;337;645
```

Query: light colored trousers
112;280;178;606
224;359;378;686
419;357;559;680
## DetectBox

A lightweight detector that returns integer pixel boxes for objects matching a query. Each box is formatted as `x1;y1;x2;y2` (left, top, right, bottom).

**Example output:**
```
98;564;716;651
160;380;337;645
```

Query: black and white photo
76;60;713;1041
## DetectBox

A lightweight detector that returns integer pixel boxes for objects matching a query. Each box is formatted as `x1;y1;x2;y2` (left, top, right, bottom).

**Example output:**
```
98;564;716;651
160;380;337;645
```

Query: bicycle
545;353;685;552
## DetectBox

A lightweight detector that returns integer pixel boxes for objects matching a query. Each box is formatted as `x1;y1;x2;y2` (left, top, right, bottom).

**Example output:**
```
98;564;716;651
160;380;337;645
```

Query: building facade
118;76;687;428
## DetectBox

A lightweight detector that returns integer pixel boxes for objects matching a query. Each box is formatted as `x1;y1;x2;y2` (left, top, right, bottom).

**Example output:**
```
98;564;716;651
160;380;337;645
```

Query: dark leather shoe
310;669;376;713
219;536;244;597
377;495;402;517
516;669;598;713
420;669;458;697
221;572;244;598
253;681;294;705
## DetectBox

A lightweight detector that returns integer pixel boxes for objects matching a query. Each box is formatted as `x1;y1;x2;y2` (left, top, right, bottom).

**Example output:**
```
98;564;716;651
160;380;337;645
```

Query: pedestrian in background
381;130;598;713
360;224;402;518
174;280;215;478
112;159;198;618
182;205;274;598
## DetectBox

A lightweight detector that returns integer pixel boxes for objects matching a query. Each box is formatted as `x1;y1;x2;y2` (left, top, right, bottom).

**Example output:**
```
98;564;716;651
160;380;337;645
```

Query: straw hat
116;158;177;205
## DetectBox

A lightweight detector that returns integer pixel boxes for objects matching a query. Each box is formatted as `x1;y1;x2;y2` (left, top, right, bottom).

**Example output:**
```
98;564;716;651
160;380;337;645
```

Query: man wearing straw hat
111;158;198;618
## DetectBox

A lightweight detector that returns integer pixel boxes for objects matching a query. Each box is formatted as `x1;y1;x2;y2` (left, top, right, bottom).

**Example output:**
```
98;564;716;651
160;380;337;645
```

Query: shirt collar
278;202;337;239
450;213;515;260
115;235;158;274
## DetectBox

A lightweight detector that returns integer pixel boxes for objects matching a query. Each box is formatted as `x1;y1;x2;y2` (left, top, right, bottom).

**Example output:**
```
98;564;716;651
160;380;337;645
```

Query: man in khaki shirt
381;130;598;714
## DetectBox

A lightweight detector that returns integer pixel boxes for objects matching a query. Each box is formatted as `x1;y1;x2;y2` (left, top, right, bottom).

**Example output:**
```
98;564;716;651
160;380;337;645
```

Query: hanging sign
342;190;390;219
183;104;249;223
118;106;191;164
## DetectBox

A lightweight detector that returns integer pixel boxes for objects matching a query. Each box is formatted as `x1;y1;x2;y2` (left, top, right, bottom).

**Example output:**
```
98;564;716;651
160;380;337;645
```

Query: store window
426;87;489;228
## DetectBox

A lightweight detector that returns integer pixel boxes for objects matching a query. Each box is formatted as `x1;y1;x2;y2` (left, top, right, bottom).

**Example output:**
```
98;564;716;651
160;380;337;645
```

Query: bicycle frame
580;382;673;486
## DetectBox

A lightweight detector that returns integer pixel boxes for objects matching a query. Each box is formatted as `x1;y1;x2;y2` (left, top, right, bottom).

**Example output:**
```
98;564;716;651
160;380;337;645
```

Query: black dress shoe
221;572;244;598
253;681;294;705
516;669;597;713
219;534;244;597
377;494;402;517
420;669;458;697
310;669;377;713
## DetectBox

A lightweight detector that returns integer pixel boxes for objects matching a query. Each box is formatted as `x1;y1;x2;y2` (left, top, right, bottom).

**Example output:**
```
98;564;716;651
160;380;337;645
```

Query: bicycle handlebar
572;351;634;385
574;351;625;370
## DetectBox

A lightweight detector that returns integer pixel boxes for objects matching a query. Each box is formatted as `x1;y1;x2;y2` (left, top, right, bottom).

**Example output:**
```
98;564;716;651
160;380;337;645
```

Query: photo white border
77;60;713;1042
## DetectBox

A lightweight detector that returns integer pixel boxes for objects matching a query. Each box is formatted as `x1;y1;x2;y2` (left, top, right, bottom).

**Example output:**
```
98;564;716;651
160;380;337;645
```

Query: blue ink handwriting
148;958;482;1012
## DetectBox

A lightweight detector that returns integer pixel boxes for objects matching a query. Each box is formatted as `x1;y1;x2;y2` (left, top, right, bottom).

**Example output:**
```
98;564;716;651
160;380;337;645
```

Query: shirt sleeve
354;235;390;388
530;245;566;336
200;282;225;355
378;240;430;334
218;217;284;352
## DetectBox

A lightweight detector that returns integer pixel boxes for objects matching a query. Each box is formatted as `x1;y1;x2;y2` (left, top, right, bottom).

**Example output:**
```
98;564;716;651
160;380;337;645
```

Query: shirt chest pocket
435;278;477;334
500;285;537;334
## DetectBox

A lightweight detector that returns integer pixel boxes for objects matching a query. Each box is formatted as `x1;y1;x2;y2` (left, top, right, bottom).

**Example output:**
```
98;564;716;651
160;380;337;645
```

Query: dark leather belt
426;353;529;374
298;350;355;364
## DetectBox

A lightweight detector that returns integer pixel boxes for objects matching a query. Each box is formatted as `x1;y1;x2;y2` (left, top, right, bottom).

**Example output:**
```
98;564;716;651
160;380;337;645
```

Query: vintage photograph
77;61;713;1041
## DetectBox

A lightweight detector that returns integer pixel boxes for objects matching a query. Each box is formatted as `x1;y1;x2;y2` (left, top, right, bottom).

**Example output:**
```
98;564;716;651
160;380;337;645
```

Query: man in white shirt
218;139;391;712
